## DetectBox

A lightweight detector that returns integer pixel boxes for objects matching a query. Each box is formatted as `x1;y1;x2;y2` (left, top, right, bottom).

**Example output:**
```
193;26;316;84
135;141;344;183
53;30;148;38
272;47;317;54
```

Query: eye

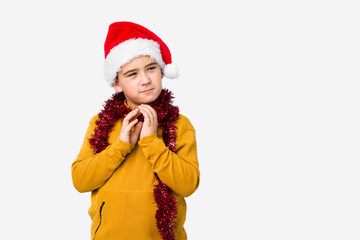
147;66;157;71
127;72;137;78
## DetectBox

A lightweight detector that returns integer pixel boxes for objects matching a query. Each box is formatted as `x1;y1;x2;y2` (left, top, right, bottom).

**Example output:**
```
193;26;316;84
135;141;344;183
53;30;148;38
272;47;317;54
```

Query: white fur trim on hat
104;38;166;86
164;63;179;79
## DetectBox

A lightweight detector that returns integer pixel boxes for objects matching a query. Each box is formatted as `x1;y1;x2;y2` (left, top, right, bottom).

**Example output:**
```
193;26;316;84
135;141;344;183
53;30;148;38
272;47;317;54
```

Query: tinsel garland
88;89;179;240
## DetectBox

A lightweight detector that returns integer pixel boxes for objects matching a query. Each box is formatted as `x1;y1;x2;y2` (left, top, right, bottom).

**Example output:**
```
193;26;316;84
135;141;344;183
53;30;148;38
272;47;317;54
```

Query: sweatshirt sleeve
138;115;200;197
71;115;135;193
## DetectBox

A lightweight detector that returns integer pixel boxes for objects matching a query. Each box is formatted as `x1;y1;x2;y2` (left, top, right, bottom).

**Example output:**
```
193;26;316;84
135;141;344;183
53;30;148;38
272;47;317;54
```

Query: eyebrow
122;61;158;76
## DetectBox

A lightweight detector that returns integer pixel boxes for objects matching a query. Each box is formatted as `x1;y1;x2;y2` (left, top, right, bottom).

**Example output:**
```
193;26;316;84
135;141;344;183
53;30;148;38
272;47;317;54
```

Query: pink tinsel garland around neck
88;88;179;240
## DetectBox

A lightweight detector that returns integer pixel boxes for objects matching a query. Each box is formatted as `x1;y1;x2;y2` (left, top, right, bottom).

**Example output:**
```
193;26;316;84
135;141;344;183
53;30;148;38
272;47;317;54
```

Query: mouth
141;88;154;94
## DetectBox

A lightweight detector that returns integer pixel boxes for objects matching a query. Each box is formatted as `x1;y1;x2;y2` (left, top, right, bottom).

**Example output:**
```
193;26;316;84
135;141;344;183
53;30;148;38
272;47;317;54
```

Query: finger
142;104;156;113
141;105;157;126
132;121;143;140
124;108;140;123
142;105;157;124
127;118;139;130
120;118;136;143
146;105;158;123
139;106;152;126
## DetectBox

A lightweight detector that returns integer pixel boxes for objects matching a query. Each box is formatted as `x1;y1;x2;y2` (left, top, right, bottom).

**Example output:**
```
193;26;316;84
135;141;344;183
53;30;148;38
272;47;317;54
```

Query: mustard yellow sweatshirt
72;114;200;240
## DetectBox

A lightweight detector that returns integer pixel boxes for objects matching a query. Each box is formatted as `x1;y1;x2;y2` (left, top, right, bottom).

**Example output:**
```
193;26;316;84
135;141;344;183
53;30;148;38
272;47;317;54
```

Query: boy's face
113;56;163;108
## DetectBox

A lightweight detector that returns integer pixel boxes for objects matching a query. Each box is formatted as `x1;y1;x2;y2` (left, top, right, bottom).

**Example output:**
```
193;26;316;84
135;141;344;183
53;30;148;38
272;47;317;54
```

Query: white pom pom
163;63;179;79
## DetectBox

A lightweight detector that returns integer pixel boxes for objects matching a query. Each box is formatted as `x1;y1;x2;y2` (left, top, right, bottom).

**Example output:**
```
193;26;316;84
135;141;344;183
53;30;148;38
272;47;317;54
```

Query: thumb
132;121;143;140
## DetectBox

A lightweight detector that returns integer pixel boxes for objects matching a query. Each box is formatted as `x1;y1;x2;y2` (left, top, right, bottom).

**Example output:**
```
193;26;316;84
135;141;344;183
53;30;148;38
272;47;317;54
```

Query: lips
141;88;154;93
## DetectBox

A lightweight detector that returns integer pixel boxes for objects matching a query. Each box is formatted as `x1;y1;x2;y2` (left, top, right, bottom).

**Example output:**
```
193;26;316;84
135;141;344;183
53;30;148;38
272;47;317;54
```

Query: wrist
139;133;158;143
119;135;129;143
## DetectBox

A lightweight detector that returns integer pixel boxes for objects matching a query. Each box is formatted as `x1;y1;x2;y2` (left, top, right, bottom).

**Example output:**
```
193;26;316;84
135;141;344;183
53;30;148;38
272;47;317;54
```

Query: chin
141;97;157;104
145;92;161;103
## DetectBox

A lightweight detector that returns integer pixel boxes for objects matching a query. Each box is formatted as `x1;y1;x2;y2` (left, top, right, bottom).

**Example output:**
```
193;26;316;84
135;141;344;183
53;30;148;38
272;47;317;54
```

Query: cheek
153;71;163;85
118;83;134;97
122;80;137;89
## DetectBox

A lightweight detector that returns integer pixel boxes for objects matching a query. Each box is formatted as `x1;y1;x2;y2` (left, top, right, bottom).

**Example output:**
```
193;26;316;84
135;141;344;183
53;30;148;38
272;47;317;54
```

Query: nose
139;71;151;85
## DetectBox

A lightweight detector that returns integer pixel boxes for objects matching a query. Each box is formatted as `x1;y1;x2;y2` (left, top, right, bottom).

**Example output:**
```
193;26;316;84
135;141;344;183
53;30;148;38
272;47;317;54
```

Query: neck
124;99;138;110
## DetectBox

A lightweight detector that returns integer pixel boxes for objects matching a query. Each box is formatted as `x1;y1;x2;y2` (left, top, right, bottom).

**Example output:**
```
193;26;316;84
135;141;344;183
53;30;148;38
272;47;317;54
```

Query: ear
112;77;123;92
112;83;123;92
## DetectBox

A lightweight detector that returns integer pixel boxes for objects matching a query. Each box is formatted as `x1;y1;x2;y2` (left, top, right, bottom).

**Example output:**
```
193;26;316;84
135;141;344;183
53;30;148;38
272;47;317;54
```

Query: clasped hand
119;104;158;145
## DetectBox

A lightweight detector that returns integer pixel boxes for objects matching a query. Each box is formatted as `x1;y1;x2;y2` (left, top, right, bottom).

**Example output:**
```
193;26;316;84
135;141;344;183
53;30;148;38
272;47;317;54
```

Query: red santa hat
103;21;179;86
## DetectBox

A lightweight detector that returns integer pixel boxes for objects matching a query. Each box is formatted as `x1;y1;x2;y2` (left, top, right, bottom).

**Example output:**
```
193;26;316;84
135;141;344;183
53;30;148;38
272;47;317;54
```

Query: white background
0;0;359;239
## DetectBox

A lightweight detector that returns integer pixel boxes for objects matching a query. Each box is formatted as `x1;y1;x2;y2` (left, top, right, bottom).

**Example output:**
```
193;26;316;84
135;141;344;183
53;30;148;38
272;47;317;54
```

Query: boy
71;21;200;240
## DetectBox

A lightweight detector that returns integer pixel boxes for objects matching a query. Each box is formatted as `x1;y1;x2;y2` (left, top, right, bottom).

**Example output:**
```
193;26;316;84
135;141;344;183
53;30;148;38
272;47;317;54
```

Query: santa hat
103;21;179;86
